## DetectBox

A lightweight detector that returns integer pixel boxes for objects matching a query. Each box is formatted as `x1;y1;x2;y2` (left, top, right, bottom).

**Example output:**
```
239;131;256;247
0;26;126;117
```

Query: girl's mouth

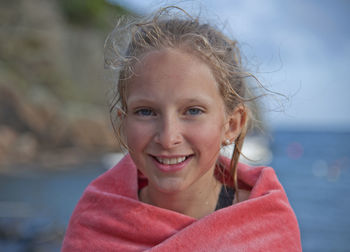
155;156;187;165
150;155;194;171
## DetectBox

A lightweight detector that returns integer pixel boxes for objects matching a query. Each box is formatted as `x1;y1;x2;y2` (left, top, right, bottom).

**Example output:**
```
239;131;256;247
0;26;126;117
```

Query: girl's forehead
126;48;224;106
131;49;215;85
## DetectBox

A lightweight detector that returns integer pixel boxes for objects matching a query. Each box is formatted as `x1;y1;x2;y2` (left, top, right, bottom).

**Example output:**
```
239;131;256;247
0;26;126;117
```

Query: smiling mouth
151;155;193;165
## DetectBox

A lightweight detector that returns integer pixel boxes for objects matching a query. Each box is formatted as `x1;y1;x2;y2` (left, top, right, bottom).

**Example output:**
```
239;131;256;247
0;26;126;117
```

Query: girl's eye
135;108;155;116
186;108;203;116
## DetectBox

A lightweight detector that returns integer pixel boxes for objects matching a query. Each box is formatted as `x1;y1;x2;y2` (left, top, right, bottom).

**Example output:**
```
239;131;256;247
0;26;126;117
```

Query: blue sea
270;130;350;252
0;130;349;251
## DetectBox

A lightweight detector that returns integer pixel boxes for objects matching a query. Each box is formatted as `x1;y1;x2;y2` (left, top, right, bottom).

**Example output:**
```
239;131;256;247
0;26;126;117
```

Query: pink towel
62;154;301;251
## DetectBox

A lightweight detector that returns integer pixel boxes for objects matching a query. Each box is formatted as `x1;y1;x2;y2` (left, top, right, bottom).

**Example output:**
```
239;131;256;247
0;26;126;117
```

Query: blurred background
0;0;349;251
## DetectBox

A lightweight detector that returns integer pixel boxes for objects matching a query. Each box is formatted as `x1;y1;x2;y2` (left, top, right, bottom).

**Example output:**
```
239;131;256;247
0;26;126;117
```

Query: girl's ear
117;108;124;119
224;105;247;143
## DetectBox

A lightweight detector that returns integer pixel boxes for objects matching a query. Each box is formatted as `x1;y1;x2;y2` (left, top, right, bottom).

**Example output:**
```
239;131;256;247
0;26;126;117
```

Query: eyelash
133;107;204;117
134;108;155;116
186;107;204;116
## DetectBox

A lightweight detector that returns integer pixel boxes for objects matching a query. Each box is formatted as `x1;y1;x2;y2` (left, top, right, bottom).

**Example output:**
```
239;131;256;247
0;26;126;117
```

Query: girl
62;7;301;251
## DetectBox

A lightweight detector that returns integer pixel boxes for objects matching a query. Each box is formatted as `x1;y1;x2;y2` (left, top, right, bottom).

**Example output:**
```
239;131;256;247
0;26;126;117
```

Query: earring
224;139;231;145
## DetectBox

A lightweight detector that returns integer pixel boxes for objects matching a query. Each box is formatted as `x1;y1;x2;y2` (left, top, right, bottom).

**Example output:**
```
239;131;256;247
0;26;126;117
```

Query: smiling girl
62;6;301;251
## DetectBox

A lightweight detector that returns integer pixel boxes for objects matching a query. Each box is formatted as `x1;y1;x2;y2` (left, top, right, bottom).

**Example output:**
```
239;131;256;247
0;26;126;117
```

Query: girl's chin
149;178;188;194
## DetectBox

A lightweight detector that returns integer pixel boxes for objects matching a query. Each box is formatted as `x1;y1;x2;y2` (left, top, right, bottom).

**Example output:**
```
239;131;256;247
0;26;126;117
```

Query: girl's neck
139;175;222;219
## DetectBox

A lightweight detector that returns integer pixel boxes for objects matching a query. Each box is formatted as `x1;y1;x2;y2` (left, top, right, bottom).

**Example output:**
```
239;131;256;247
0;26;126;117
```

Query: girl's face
124;48;237;194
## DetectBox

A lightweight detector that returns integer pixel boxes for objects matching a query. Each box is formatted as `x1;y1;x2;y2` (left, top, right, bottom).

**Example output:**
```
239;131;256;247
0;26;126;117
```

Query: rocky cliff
0;0;129;167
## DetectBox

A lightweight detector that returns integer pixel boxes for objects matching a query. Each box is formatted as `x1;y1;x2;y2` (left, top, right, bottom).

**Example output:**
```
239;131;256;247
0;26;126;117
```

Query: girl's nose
154;115;182;149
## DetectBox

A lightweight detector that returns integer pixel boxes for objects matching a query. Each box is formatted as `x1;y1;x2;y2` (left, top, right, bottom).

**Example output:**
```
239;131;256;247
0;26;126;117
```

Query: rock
69;117;117;152
15;133;38;162
0;126;18;164
0;86;29;133
0;85;49;134
0;0;125;168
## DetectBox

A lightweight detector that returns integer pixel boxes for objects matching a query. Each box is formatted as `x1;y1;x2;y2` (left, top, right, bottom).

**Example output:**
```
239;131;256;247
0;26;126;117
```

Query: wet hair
105;6;261;202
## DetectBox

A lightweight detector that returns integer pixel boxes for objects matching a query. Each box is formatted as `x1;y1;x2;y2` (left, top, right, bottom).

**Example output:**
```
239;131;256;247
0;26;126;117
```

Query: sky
109;0;350;131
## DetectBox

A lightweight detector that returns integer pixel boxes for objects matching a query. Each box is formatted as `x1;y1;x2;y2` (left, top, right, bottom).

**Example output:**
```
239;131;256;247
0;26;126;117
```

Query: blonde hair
105;6;261;202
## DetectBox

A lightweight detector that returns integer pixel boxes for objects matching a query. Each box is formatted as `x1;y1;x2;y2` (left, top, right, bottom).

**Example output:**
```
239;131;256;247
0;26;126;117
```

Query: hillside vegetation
0;0;132;168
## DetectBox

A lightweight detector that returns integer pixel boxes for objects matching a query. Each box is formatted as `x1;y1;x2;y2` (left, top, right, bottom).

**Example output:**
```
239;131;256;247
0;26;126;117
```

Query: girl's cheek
186;121;223;147
125;120;154;147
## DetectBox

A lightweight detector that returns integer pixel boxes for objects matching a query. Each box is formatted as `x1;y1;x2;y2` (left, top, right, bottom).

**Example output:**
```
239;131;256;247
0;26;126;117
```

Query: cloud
109;0;350;129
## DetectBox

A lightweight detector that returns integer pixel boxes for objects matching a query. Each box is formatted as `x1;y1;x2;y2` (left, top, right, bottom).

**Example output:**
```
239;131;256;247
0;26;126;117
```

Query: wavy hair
104;6;263;202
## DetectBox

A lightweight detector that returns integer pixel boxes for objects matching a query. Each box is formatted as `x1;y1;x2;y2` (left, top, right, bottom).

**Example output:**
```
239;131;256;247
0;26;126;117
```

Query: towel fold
62;154;301;251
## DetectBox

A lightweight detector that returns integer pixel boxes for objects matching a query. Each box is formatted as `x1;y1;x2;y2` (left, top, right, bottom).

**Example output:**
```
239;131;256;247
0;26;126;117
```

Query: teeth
156;156;187;165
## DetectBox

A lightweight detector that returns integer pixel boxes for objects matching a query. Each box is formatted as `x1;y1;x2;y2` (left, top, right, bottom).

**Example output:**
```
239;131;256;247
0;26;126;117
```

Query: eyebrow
127;96;214;106
126;97;156;106
178;97;213;105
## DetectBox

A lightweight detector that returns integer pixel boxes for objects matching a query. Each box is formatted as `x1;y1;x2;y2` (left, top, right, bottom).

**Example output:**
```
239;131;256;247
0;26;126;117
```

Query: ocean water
0;130;349;251
270;130;350;252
